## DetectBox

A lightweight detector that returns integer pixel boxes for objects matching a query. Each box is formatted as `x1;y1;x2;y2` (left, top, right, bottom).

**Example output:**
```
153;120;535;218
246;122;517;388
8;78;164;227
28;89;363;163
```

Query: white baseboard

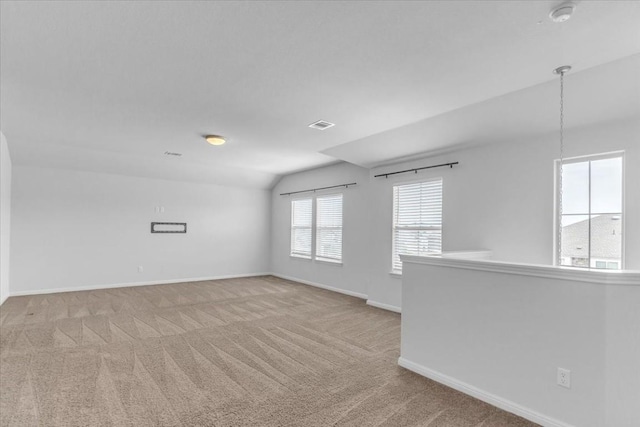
0;294;8;308
8;272;272;297
366;299;401;313
270;273;368;300
397;357;573;427
7;272;397;318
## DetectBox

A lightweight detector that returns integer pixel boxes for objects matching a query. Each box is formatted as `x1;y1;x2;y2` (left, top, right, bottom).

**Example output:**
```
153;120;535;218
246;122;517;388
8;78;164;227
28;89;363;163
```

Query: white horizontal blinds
392;179;443;272
316;194;343;262
291;198;313;258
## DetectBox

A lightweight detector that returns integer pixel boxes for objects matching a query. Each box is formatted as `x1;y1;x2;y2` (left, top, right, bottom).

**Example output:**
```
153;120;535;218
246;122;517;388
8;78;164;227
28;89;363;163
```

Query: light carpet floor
0;275;537;426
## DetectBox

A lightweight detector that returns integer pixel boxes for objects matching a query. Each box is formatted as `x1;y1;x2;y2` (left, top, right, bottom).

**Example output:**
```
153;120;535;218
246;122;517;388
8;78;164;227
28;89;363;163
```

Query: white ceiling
327;54;640;168
1;1;639;188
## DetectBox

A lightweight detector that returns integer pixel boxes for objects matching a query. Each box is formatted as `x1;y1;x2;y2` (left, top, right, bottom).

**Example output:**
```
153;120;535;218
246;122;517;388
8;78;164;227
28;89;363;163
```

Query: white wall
401;260;605;427
605;284;640;427
0;133;12;305
399;257;640;427
271;162;372;299
10;166;271;294
270;117;639;310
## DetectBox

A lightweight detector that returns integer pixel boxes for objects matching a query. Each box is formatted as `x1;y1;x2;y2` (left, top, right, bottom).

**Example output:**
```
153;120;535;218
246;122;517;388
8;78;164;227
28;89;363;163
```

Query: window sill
316;258;343;266
290;255;312;261
389;271;402;278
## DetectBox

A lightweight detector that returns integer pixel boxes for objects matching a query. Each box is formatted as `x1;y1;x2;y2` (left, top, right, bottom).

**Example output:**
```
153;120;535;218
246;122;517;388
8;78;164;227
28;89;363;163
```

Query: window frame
290;197;314;259
391;177;444;274
289;191;344;264
315;193;344;264
554;151;625;269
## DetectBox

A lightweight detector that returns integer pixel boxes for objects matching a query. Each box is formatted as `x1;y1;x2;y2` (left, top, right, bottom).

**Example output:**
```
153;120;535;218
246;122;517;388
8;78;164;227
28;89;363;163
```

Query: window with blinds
392;179;443;272
291;198;313;258
316;194;343;262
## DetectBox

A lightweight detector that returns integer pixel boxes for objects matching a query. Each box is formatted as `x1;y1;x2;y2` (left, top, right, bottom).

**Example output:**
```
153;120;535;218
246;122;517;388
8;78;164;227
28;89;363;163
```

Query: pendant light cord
557;71;565;267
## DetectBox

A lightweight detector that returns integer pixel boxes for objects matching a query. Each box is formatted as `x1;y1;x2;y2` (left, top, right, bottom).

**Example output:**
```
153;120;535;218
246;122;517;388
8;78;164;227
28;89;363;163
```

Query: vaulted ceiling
1;1;639;188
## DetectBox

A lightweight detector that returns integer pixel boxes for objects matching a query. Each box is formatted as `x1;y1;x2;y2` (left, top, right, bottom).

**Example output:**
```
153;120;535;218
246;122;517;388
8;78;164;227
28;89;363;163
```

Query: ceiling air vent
308;120;335;130
164;151;182;157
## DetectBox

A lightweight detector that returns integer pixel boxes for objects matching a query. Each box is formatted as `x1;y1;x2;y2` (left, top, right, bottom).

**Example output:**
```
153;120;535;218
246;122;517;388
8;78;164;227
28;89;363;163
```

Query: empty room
0;1;638;426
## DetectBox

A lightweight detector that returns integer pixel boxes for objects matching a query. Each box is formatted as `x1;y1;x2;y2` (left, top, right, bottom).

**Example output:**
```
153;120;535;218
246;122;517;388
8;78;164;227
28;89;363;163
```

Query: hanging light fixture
554;65;571;267
549;2;575;267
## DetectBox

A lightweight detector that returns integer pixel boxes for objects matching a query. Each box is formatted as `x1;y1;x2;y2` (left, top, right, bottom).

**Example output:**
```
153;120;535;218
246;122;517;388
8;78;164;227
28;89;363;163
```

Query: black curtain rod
280;182;357;196
374;162;459;178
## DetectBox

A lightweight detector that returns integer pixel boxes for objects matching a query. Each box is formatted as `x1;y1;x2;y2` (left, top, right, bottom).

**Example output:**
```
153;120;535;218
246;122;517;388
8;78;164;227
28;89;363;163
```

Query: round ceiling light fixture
549;2;576;23
205;135;226;146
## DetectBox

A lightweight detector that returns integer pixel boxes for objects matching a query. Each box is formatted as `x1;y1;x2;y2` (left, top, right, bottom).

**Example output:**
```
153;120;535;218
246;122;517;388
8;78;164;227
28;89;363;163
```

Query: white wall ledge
400;255;640;286
439;250;493;259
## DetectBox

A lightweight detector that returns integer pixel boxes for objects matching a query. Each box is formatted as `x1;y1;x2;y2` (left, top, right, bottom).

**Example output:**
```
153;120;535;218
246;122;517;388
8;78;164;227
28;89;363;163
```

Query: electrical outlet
557;368;571;389
138;266;144;273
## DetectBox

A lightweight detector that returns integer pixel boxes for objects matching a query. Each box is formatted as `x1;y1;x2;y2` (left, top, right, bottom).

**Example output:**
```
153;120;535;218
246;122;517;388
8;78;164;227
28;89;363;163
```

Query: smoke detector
549;2;576;23
308;120;335;130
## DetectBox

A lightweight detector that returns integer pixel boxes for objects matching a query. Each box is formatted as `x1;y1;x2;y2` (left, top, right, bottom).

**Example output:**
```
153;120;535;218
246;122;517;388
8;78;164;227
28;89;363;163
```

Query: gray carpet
0;275;537;426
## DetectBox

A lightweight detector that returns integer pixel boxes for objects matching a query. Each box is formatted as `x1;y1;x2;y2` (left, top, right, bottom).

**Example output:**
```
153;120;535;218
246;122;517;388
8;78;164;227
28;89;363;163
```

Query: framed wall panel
151;222;187;233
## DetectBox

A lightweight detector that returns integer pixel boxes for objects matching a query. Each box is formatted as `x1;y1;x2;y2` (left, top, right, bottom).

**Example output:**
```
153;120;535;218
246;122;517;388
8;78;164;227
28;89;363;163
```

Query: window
291;198;312;258
557;153;623;269
290;194;343;263
392;178;443;273
595;260;620;270
316;194;343;262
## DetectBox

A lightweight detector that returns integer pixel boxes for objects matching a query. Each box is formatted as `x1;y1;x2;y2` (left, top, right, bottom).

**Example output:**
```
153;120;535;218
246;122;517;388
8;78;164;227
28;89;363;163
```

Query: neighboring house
561;214;622;269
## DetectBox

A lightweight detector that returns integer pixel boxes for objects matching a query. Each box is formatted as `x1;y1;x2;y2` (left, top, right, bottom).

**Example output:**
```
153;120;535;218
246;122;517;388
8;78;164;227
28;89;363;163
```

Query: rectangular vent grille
164;151;182;157
308;120;335;130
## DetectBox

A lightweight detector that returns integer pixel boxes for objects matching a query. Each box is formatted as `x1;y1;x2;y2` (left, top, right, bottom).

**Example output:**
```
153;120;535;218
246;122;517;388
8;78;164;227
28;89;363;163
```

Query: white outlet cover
557;368;571;389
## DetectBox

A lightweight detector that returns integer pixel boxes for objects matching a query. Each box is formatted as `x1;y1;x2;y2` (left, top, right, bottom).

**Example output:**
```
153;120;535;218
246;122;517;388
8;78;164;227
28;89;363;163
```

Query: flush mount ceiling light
205;135;226;146
549;2;576;23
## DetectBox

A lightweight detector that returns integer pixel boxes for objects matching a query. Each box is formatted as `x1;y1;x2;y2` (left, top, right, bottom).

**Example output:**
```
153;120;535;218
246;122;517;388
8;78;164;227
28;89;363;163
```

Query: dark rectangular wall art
151;222;187;233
